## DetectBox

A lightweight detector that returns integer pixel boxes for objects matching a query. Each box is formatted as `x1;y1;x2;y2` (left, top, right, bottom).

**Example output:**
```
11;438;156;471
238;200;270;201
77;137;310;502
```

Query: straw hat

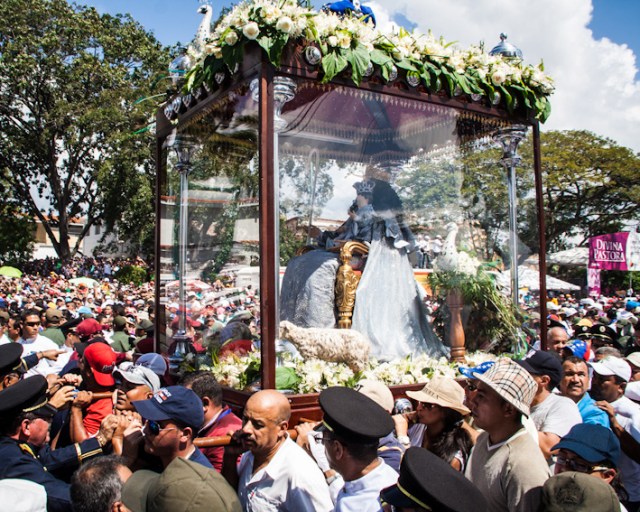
406;375;470;416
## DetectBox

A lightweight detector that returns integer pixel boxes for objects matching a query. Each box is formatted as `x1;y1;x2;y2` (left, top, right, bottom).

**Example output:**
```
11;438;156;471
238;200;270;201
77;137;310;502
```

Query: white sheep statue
279;321;371;373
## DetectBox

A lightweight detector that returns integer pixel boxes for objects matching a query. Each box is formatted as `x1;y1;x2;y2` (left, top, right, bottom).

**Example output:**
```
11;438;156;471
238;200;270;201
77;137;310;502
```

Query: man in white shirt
17;309;60;378
518;350;582;461
233;389;333;512
591;356;640;511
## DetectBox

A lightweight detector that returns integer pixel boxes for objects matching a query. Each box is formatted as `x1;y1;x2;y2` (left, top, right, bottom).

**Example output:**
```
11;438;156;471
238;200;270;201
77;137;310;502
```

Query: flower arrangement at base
184;0;553;122
198;348;498;393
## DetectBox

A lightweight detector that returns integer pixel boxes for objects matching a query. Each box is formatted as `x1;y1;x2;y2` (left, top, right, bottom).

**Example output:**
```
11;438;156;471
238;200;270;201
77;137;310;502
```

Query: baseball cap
590;356;632;383
625;381;640;402
135;319;154;332
517;350;563;389
132;386;204;431
76;318;103;340
626;352;640;369
474;357;538;417
563;340;588;360
77;306;93;316
354;380;394;413
45;308;63;323
540;472;620;512
552;423;620;466
83;343;116;386
121;457;241;512
136;353;168;377
114;362;160;393
113;316;128;329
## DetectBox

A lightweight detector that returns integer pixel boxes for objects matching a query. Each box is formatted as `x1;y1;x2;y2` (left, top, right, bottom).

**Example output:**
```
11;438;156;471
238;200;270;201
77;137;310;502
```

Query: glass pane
277;79;536;361
158;80;260;353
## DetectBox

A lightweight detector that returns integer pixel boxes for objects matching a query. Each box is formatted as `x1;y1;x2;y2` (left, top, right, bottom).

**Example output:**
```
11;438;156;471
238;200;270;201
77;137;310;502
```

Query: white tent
547;247;589;267
496;266;581;291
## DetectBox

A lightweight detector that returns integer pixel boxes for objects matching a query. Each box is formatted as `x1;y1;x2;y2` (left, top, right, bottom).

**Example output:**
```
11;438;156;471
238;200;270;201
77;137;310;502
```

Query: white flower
243;21;260;40
491;68;507;86
327;35;339;48
225;31;239;46
276;16;293;34
337;33;351;49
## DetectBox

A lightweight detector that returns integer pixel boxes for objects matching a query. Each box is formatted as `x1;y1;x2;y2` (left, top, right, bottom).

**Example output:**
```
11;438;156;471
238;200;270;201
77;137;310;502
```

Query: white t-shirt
19;335;60;377
238;437;333;512
530;393;582;438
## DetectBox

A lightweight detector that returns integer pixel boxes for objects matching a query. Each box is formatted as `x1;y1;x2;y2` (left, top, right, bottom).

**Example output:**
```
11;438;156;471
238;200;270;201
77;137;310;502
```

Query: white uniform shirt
335;458;398;512
238;437;333;512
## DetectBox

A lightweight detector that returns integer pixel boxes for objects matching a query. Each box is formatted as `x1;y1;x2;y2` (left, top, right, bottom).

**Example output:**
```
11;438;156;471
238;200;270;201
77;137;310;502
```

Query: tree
533;130;640;251
0;0;169;261
0;170;35;264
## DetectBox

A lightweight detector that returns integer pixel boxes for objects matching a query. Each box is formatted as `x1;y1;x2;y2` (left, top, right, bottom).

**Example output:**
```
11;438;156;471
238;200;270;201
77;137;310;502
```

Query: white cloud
368;0;640;152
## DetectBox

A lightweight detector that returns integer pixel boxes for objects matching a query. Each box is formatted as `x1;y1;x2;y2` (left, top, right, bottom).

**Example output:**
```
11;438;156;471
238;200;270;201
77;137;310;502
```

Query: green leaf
499;85;514;112
370;49;392;66
395;58;417;72
346;43;370;85
221;43;243;72
321;50;348;83
276;366;301;391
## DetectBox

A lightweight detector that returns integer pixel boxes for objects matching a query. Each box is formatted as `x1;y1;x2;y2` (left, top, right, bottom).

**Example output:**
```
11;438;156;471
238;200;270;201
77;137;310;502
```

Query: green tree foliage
534;130;640;251
0;170;35;264
0;0;169;261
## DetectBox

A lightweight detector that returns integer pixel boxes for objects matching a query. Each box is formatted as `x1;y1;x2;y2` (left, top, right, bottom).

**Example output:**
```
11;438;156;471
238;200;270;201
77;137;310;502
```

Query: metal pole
493;125;528;306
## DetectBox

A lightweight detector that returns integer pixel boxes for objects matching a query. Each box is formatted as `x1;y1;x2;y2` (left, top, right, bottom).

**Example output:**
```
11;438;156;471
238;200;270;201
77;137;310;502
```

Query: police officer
0;376;114;512
316;386;398;510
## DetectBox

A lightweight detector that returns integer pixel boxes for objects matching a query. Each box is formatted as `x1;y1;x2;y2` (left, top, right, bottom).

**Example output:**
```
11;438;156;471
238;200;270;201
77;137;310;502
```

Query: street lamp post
493;126;528;306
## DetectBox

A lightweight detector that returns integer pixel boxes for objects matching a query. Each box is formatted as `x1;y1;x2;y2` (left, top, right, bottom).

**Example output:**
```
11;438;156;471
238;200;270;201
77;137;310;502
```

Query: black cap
517;350;563;390
380;447;487;512
318;386;393;443
547;317;565;330
574;324;591;339
0;375;56;418
590;324;618;342
0;343;24;376
60;316;81;335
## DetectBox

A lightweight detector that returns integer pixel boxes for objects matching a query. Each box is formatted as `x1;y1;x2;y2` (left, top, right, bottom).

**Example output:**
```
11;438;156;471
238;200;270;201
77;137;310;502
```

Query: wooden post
447;289;466;362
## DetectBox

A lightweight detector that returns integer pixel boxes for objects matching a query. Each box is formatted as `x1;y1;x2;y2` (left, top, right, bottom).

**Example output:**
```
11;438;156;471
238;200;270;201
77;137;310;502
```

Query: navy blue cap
517;350;563;390
552;423;620;467
0;343;24;376
0;375;57;418
132;386;204;431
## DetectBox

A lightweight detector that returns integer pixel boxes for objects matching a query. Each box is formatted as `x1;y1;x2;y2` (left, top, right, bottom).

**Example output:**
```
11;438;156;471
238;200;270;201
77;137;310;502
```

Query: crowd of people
2;257;640;511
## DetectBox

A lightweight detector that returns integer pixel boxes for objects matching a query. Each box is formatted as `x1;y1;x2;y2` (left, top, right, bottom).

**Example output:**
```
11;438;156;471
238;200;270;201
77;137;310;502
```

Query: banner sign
588;231;640;271
587;267;601;297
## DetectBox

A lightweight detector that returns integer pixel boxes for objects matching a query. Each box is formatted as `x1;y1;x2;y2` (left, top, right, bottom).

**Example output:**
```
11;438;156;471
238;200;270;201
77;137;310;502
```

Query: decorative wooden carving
335;241;369;329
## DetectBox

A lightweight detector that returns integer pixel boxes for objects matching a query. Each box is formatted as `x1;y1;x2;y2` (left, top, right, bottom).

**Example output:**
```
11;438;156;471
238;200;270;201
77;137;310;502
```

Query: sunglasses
555;456;609;474
418;402;438;410
25;321;41;327
145;420;178;436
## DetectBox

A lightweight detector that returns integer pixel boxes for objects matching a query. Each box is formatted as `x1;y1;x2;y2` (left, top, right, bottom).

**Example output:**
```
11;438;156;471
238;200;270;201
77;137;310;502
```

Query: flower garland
185;0;553;121
199;348;498;393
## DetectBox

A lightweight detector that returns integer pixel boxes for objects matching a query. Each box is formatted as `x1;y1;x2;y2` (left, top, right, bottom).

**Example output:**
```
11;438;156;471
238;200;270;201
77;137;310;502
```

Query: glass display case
155;42;546;410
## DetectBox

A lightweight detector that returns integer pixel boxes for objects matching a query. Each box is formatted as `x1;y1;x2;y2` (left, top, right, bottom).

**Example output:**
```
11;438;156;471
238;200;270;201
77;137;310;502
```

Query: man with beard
559;355;610;426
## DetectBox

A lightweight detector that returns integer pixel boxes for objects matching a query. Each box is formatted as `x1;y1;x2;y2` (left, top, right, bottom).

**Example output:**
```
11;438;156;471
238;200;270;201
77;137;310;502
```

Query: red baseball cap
76;318;103;340
83;343;116;386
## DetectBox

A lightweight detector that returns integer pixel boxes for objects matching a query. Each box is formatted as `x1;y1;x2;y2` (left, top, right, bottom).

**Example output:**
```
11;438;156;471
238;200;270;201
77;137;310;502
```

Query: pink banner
589;231;640;271
588;267;601;296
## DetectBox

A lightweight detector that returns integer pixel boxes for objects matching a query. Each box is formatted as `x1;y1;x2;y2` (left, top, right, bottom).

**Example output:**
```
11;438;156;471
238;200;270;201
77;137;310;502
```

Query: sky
77;0;640;153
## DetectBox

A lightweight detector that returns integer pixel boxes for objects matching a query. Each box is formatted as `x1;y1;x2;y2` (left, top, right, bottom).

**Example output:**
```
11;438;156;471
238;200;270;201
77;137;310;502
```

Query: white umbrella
547;247;589;267
496;266;580;291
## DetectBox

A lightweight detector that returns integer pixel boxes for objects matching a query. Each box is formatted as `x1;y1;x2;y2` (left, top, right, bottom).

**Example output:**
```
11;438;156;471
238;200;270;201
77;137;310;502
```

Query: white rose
242;21;260;40
491;69;506;86
338;33;351;49
276;16;293;33
225;31;239;46
327;35;339;47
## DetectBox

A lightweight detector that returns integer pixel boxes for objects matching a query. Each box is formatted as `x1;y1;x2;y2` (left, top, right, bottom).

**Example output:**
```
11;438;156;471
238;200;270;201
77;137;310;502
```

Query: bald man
234;390;333;511
548;327;569;357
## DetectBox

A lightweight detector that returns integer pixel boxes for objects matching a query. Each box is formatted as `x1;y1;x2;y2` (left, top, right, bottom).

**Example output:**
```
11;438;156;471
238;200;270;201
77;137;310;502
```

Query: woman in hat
393;375;473;471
